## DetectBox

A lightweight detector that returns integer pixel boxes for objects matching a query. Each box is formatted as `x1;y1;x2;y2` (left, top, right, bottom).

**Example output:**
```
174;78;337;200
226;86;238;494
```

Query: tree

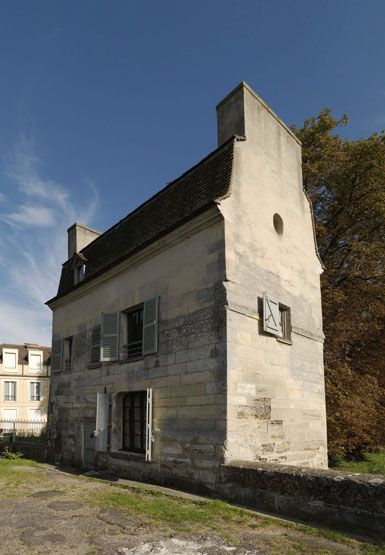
293;111;385;457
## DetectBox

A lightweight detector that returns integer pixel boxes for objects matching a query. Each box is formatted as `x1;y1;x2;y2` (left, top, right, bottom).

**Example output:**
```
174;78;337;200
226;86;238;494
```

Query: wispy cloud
0;133;99;345
2;204;55;228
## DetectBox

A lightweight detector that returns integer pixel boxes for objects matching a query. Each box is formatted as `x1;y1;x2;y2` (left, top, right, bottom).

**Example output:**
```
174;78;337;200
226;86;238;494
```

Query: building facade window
124;305;144;358
29;353;42;371
3;409;17;421
278;304;291;343
4;381;16;402
3;350;17;369
122;391;146;453
29;408;42;421
74;263;86;284
30;382;41;401
64;337;73;371
89;325;101;364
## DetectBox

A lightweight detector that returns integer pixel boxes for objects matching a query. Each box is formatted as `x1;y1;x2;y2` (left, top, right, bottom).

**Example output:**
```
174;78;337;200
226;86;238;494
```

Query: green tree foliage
293;111;385;457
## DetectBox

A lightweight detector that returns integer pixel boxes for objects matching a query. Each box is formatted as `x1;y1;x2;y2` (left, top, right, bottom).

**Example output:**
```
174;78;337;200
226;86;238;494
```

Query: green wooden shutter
142;297;159;355
101;313;119;361
90;325;101;364
263;292;282;337
51;339;63;373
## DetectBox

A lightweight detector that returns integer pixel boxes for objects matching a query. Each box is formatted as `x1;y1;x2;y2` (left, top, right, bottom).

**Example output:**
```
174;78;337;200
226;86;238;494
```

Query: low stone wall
219;461;385;539
11;441;48;462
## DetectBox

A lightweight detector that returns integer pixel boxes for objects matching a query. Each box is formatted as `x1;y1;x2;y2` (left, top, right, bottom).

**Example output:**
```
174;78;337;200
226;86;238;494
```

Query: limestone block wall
220;461;385;539
217;84;328;468
48;209;227;485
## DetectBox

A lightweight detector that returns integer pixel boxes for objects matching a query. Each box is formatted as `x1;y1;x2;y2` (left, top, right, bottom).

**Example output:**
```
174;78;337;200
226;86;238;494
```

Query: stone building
46;82;327;487
0;343;51;422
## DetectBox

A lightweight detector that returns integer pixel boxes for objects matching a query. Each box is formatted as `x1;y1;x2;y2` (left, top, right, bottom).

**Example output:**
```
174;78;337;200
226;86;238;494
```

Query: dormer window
71;252;88;285
74;263;86;284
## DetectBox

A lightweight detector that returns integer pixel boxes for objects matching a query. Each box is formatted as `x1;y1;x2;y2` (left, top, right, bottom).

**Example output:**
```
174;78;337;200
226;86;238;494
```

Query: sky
0;0;384;345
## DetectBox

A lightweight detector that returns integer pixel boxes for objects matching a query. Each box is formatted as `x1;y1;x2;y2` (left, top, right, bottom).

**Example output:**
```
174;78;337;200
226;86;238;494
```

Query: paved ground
0;460;383;555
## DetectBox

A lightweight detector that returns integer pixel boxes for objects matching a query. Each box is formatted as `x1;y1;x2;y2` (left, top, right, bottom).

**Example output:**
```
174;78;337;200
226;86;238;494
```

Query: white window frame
74;263;86;284
3;380;17;402
28;350;43;373
30;381;41;402
3;408;17;422
2;348;18;371
28;408;42;421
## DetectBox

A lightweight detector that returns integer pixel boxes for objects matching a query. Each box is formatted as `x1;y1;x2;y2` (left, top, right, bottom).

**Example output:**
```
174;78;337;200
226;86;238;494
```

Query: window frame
74;263;86;284
28;350;43;372
3;408;17;421
277;303;292;344
2;349;18;371
63;337;73;371
122;304;144;359
89;324;101;365
4;381;16;402
30;381;41;402
122;391;147;454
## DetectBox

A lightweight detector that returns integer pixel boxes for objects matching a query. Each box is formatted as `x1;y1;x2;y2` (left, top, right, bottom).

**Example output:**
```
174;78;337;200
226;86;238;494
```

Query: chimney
216;82;247;146
67;223;101;259
216;81;300;147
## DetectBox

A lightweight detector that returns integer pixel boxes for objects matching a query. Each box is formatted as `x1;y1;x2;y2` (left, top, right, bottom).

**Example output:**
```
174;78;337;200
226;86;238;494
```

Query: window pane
126;308;144;357
4;352;16;369
122;391;146;453
4;381;16;401
29;354;42;370
30;382;41;401
4;409;17;421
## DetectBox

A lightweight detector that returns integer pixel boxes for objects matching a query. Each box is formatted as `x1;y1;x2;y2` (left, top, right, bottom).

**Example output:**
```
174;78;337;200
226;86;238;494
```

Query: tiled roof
0;344;51;365
50;136;241;303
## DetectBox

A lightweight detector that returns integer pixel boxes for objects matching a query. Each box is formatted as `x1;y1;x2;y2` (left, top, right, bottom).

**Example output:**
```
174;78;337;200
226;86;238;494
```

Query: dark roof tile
50;136;240;303
0;344;51;365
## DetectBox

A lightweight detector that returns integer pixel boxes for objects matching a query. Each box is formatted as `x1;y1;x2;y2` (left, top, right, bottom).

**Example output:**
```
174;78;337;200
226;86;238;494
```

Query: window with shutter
101;312;119;361
124;305;144;357
142;297;159;355
89;325;101;364
278;304;292;343
263;292;281;336
51;339;63;373
122;391;147;453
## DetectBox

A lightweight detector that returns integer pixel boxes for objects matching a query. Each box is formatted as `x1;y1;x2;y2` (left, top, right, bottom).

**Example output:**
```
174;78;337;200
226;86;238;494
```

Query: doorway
83;418;95;469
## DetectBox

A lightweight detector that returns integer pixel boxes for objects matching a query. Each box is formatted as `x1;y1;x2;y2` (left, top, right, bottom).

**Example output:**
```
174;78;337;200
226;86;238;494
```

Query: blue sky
0;0;384;345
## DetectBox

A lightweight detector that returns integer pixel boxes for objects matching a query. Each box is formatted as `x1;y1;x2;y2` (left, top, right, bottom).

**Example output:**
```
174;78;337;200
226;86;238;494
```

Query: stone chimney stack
67;223;101;259
216;81;300;148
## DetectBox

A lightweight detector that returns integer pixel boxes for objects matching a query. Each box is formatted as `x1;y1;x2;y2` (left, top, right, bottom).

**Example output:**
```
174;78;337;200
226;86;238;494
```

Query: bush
4;448;23;460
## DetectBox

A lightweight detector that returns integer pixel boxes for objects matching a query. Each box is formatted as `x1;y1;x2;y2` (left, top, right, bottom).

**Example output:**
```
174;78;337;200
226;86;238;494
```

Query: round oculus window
273;213;284;235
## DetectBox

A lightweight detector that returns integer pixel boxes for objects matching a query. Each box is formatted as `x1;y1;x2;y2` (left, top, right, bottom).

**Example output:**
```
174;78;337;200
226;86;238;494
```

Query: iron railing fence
0;419;47;444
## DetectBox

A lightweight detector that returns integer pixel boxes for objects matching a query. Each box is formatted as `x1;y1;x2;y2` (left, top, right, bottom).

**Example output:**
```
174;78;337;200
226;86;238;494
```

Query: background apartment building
0;343;51;422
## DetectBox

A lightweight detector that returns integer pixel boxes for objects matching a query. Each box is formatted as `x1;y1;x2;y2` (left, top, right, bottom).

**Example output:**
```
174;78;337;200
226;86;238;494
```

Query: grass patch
87;485;270;528
82;479;385;553
0;457;46;497
331;452;385;475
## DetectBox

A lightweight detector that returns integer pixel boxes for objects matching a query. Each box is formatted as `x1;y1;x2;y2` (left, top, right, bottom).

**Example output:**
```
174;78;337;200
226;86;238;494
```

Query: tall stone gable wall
218;84;328;467
48;210;227;487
